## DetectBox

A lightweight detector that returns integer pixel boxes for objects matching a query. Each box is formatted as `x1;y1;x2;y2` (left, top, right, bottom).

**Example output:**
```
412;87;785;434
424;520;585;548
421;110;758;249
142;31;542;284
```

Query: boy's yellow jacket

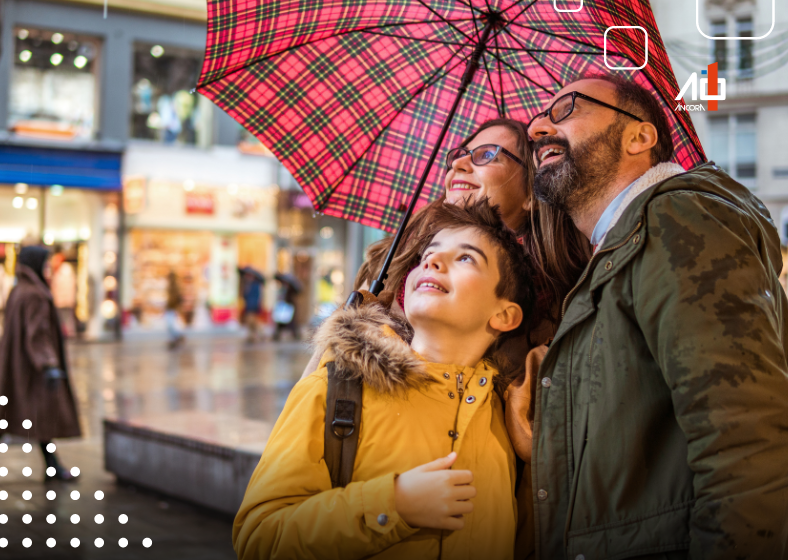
233;304;517;560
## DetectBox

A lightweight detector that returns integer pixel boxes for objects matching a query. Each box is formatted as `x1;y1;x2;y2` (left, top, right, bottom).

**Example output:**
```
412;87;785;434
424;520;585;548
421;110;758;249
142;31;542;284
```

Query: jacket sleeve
632;191;788;559
23;293;61;372
233;371;418;560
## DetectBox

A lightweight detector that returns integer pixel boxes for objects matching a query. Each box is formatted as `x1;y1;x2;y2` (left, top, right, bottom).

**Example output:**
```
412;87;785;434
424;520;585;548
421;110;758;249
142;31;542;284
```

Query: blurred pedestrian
50;253;77;337
240;267;265;344
0;246;80;480
272;273;301;341
165;270;184;349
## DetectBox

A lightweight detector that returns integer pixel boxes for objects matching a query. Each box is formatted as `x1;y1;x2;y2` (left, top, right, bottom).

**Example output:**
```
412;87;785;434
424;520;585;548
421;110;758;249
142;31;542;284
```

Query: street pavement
0;335;313;559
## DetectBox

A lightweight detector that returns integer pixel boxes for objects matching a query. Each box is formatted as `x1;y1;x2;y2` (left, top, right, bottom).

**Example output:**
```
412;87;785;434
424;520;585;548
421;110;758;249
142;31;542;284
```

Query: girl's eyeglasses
445;144;527;171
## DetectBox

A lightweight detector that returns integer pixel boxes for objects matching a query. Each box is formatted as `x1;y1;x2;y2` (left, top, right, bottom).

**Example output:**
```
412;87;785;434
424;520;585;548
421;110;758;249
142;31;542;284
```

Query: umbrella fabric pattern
198;0;706;233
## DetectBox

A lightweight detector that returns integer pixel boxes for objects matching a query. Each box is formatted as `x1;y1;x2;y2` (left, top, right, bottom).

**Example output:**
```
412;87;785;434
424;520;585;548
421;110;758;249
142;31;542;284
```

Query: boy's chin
405;301;451;325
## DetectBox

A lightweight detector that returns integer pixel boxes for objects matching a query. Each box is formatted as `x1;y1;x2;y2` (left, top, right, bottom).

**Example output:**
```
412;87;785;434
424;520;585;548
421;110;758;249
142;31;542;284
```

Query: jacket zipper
440;373;466;560
561;222;642;319
450;373;464;452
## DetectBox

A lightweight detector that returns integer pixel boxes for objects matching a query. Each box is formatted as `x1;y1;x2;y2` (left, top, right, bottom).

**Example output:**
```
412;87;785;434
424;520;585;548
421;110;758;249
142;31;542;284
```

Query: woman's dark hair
356;118;591;337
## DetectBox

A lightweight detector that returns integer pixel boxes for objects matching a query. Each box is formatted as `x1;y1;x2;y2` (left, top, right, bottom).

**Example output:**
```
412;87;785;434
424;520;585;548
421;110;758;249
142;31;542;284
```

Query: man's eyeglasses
526;91;644;143
445;144;527;172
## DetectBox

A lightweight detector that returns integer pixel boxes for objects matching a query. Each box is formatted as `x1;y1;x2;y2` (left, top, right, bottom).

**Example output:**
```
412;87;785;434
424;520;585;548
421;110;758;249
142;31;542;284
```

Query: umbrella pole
352;16;499;304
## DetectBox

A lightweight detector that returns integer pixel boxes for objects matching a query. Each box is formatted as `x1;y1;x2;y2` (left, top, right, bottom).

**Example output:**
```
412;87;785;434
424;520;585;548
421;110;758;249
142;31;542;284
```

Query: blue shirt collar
590;181;636;247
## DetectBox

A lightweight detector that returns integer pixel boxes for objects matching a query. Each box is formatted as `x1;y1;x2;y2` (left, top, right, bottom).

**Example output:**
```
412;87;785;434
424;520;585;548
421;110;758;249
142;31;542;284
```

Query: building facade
0;0;361;339
652;0;788;240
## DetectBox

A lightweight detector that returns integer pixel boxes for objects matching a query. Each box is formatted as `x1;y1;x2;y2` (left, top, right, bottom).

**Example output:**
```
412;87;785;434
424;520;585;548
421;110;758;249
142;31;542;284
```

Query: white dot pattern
46;442;56;453
47;538;56;548
0;443;7;453
22;419;32;429
23;538;31;548
0;514;7;524
94;514;104;524
0;420;7;429
46;466;56;477
71;538;80;548
0;491;7;500
70;466;80;477
119;538;128;548
0;395;7;405
47;514;56;524
0;467;7;476
70;490;80;500
143;538;153;548
46;490;56;500
94;490;104;500
119;514;128;524
22;443;32;453
95;537;104;548
0;538;7;547
71;514;80;524
22;490;32;500
23;514;32;524
23;466;32;477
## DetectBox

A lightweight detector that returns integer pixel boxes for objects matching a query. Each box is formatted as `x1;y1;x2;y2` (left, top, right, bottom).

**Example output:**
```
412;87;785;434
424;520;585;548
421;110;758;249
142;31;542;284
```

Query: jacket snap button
575;555;585;560
377;513;388;526
443;372;450;379
448;430;458;439
604;261;613;271
632;234;641;244
479;377;487;386
537;489;548;501
449;392;455;399
465;395;476;404
541;377;552;388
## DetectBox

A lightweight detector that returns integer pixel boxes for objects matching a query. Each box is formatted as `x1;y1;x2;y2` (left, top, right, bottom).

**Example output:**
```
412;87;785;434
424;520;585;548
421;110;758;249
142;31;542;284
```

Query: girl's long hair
355;118;591;334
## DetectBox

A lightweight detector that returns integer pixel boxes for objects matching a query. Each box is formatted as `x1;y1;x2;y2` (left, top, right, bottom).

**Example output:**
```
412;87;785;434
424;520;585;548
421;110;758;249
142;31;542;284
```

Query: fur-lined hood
311;303;433;395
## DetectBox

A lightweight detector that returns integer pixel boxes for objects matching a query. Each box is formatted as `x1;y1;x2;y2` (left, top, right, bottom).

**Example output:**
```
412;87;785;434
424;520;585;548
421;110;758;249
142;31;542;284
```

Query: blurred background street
1;336;311;558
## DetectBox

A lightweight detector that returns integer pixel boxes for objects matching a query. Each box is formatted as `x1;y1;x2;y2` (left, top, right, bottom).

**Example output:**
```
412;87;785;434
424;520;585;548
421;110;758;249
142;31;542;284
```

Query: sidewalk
0;336;313;559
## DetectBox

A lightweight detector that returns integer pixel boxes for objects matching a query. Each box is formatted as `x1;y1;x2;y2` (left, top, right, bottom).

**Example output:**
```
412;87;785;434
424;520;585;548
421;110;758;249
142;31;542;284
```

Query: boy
234;200;534;560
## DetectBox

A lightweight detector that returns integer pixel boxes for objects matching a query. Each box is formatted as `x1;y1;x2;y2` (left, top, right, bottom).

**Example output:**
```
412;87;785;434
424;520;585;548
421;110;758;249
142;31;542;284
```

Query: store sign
185;191;215;215
123;176;147;214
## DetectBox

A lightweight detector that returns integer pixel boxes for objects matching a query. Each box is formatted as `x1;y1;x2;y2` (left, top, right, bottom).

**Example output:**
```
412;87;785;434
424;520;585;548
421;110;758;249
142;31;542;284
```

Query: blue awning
0;144;123;190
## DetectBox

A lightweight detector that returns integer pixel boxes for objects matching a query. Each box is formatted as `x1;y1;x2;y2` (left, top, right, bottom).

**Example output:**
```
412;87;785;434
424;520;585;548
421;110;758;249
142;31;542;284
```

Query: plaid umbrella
197;0;705;294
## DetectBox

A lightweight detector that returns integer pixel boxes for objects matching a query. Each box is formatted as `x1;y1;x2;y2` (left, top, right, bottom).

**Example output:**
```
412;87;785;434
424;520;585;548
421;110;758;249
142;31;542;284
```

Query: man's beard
532;120;626;216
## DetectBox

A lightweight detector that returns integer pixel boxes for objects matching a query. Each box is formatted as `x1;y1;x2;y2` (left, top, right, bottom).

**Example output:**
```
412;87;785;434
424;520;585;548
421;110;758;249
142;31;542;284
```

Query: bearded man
522;74;788;560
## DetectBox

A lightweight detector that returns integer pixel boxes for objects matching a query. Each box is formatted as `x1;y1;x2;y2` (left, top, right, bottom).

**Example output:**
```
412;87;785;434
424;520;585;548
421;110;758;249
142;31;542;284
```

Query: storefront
121;144;279;333
0;144;123;340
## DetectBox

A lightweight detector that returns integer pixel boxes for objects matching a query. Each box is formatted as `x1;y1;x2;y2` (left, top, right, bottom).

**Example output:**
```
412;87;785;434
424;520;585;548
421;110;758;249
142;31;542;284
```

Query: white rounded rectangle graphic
603;26;648;71
696;0;775;40
553;0;583;13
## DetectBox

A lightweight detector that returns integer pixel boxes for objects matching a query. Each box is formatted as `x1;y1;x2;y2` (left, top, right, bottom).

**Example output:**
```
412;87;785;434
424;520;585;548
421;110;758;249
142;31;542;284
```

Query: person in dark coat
0;246;80;480
240;268;264;344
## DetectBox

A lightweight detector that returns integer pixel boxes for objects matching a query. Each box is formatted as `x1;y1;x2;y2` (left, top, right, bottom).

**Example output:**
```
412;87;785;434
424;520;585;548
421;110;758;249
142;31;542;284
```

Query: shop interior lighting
73;55;88;69
50;53;64;66
51;33;64;45
79;227;91;239
12;197;24;209
183;179;195;192
319;226;334;239
14;183;28;194
103;276;118;291
19;50;32;63
330;270;344;285
43;232;55;245
25;197;38;210
228;183;239;195
150;45;165;58
18;29;29;40
68;40;79;51
104;251;117;265
51;184;64;196
100;299;118;319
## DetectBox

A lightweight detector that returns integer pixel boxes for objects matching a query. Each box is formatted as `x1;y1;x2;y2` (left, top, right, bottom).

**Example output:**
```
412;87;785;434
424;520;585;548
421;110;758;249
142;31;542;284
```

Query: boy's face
405;227;517;336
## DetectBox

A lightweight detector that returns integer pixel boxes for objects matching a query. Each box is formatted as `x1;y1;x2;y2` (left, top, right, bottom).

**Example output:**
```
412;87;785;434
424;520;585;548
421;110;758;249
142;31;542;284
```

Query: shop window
710;20;728;74
707;113;757;188
9;27;100;140
737;18;754;79
130;43;210;146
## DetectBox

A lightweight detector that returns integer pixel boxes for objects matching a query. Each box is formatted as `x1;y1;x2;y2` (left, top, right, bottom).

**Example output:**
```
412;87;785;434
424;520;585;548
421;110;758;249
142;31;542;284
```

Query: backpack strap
324;361;363;488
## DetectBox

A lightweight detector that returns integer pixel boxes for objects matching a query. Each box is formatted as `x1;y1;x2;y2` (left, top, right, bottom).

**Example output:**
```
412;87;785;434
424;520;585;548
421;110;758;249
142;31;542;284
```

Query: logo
674;62;726;112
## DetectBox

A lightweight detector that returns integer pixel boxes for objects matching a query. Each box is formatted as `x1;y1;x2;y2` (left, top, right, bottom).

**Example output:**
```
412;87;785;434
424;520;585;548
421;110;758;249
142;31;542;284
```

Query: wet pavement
0;336;313;559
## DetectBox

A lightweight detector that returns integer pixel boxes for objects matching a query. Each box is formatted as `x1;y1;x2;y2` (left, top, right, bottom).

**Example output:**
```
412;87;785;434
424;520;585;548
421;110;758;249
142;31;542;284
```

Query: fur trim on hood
311;304;432;395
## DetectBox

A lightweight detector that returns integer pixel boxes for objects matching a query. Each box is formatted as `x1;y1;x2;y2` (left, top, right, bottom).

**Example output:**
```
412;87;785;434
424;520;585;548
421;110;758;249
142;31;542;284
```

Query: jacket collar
15;264;53;300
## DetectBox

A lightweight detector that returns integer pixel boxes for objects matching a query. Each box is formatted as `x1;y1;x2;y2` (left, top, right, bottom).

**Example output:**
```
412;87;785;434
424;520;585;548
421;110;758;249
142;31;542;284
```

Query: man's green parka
532;163;788;560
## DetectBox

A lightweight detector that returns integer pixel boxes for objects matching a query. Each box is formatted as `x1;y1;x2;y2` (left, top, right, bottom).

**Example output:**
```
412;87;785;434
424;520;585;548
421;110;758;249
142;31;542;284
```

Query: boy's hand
394;452;475;531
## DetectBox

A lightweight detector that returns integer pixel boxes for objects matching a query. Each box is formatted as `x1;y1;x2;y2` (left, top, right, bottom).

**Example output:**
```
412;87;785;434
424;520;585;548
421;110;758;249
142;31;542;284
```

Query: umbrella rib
500;27;563;88
485;51;554;95
361;30;469;47
494;31;505;117
415;0;475;42
316;52;471;211
481;53;503;118
506;21;604;52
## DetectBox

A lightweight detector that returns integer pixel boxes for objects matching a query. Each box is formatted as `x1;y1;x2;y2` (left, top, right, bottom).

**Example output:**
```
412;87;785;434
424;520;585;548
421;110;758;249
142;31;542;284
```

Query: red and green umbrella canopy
198;0;705;233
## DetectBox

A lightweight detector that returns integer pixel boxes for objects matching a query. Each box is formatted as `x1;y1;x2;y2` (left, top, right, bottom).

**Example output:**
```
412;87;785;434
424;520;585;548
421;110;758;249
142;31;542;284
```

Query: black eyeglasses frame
445;143;527;172
526;91;644;144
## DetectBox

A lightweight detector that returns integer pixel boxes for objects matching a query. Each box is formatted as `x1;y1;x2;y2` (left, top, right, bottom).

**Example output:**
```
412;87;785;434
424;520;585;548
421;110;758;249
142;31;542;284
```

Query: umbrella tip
189;87;197;94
